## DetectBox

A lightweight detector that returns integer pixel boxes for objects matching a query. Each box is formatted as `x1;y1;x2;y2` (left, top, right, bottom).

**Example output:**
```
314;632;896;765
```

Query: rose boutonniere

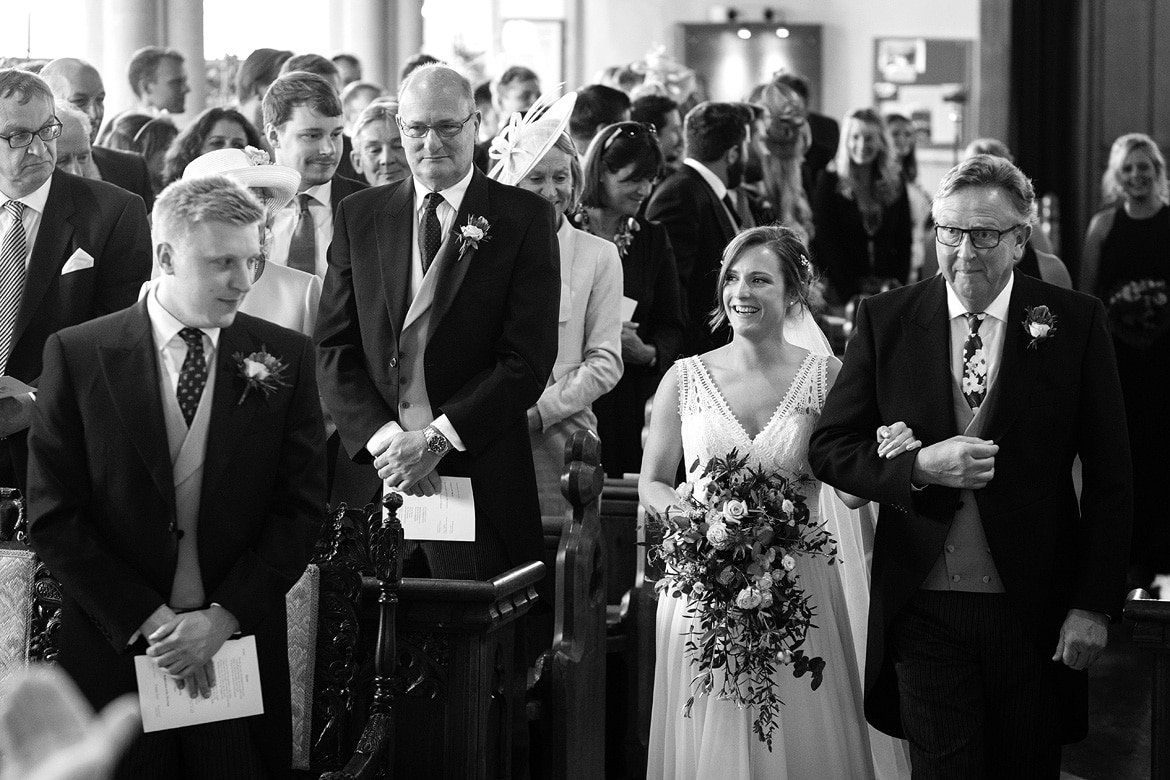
455;215;491;260
1022;304;1057;349
233;348;289;405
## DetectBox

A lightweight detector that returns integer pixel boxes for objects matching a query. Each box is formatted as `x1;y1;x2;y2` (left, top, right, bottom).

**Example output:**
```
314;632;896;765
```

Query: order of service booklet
134;635;264;732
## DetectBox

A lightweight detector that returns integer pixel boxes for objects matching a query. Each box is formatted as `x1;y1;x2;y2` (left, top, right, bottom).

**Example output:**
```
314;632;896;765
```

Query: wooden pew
1125;588;1170;780
528;430;609;780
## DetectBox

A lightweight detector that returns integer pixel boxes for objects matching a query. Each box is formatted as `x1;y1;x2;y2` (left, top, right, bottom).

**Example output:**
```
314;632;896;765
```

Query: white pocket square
61;249;95;275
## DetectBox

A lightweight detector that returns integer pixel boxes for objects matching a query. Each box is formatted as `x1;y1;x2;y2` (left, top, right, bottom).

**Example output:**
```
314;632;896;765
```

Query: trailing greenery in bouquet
1106;278;1170;349
647;449;840;749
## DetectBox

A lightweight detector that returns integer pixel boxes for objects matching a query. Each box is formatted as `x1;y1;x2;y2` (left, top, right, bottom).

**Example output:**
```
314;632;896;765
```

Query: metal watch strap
423;425;450;456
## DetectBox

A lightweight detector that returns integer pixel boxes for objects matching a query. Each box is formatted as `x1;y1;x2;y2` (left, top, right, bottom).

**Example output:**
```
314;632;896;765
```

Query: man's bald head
41;58;105;144
397;65;479;191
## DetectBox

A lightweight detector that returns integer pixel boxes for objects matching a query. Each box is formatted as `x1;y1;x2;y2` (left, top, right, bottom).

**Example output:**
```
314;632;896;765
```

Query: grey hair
54;100;92;138
398;65;474;110
351;98;400;142
932;153;1036;225
153;175;265;247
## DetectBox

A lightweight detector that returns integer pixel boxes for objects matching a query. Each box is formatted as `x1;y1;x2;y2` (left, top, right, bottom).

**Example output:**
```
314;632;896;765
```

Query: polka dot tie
176;327;207;427
961;312;987;410
422;192;444;273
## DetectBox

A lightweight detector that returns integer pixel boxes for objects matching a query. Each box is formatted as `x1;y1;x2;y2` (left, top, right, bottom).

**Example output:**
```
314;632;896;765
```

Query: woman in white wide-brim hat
489;90;624;517
142;147;322;337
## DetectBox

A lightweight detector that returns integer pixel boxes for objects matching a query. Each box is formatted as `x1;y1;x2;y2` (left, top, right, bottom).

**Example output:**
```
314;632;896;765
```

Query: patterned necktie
176;327;208;426
422;192;444;273
961;312;988;409
0;201;28;376
287;193;316;274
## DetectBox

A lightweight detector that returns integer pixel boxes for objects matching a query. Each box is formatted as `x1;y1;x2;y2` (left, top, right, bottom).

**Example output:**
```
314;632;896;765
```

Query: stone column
342;0;392;89
98;0;158;123
396;0;425;90
164;0;205;123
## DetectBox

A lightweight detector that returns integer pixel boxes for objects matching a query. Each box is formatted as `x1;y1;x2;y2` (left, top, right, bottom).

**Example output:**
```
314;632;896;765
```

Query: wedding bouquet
1107;278;1170;349
647;450;839;749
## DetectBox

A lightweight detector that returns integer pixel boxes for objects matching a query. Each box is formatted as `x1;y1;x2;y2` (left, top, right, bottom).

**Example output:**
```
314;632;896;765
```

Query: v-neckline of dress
692;354;815;444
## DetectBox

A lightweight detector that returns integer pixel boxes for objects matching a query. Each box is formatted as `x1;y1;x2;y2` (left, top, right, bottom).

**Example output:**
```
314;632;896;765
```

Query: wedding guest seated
631;93;684;174
348;99;408;187
0;68;151;493
489;91;623;515
646;101;754;355
810;108;911;305
332;53;362;87
53;102;99;179
27;174;326;780
235;48;293;137
263;70;366;277
124;46;189;117
98;113;177;197
161;106;262;187
1080;132;1170;589
41;57;155;207
573;121;683;477
568;84;631;162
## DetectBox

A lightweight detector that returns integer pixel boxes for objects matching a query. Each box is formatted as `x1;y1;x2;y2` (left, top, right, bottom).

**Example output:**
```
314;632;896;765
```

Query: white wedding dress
647;351;909;779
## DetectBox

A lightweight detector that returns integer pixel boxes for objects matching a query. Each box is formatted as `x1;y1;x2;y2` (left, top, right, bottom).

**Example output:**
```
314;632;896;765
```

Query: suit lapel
430;170;488;328
687;165;736;242
377;180;415;333
200;323;261;498
14;173;75;346
96;302;175;516
980;272;1041;443
905;276;958;438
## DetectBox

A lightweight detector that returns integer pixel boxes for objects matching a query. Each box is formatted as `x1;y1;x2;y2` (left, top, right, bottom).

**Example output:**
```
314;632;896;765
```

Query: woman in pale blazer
490;92;624;516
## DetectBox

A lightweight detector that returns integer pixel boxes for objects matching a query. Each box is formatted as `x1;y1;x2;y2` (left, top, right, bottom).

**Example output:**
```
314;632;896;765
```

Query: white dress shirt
146;284;220;391
0;174;52;269
946;274;1015;396
364;168;476;457
269;180;334;278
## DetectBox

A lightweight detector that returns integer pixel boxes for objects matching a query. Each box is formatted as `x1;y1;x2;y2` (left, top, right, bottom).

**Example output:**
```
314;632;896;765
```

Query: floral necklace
573;208;640;258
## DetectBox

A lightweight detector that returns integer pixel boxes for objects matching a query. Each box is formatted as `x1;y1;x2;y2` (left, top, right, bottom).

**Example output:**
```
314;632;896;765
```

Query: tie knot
3;200;24;220
298;193;314;212
179;327;204;350
963;312;986;333
424;192;444;212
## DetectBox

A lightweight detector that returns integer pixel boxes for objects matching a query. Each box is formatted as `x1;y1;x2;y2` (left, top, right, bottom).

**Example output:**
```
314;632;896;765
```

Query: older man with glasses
0;68;150;493
810;154;1133;778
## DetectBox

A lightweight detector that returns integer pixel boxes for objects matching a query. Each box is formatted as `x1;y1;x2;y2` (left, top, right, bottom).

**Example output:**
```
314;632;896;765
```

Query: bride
639;225;911;779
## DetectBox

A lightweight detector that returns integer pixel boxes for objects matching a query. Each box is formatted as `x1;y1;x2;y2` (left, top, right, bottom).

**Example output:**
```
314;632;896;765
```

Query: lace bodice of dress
676;353;829;485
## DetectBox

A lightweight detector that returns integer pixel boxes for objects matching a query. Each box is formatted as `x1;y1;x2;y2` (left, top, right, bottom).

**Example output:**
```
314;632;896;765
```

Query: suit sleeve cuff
430;415;466;452
366;421;404;456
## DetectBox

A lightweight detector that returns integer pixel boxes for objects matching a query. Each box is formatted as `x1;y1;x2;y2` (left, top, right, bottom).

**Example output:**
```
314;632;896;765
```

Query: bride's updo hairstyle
709;225;815;332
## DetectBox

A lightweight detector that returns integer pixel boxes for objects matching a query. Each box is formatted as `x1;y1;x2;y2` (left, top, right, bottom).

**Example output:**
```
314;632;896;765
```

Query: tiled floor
1061;622;1151;780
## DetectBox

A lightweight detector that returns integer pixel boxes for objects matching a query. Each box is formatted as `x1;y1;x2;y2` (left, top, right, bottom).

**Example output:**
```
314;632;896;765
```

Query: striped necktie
0;201;28;376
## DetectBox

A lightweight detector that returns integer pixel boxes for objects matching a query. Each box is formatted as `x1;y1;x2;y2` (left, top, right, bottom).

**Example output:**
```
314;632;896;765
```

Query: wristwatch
422;424;451;457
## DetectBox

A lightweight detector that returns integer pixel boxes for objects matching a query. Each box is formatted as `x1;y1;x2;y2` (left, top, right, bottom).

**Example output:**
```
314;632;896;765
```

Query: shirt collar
4;173;53;213
413;167;474;216
683;158;728;200
298;179;331;208
147;283;222;351
946;271;1015;323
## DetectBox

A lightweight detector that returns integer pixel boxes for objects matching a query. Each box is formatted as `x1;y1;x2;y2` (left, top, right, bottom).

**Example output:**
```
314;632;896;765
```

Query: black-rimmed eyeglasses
934;224;1024;250
0;119;63;149
396;111;477;139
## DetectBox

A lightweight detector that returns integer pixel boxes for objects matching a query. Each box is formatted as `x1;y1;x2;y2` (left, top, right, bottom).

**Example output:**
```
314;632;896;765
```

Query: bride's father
809;155;1132;777
315;64;559;581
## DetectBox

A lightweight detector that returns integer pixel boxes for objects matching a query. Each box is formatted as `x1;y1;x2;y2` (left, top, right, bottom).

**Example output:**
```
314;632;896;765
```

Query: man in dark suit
263;70;365;279
0;69;151;492
40;58;155;209
809;155;1132;777
645;101;752;356
27;175;326;779
316;63;559;582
